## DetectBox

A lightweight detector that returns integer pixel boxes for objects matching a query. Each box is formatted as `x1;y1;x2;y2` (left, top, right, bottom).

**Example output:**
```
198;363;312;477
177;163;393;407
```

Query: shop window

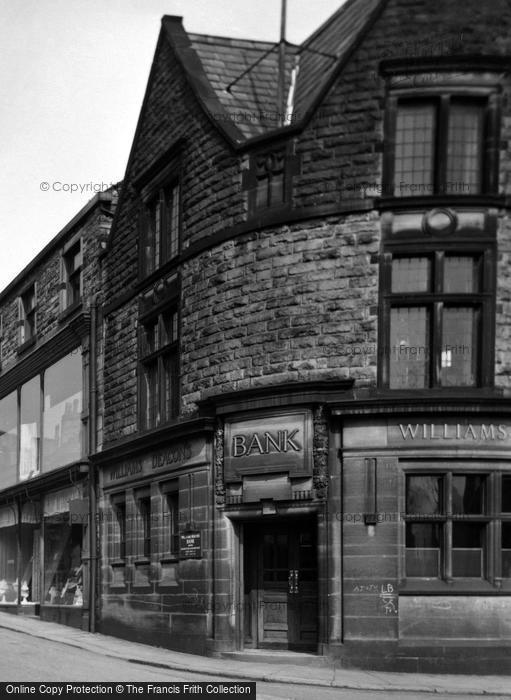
19;284;36;345
44;516;83;606
19;376;41;481
161;481;179;556
42;352;83;471
141;181;180;278
136;492;151;559
380;248;494;389
405;471;511;583
62;240;82;308
139;307;179;429
0;506;17;603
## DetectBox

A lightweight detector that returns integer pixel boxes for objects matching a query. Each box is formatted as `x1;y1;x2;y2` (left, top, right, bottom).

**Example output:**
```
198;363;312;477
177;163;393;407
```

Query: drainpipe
88;294;99;632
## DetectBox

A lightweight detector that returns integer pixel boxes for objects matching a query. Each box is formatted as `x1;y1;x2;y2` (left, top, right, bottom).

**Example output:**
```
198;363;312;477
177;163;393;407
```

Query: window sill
58;300;83;323
400;579;503;594
160;555;179;564
17;335;37;356
133;558;151;566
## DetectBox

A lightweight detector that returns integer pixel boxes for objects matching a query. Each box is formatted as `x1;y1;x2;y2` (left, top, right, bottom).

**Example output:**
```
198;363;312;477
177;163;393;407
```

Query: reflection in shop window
20;376;41;480
0;391;18;487
0;503;40;604
44;516;83;606
42;352;82;471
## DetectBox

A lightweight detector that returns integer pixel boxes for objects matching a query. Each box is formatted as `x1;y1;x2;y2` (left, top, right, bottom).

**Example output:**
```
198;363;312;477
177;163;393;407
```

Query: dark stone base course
40;605;85;631
99;615;207;656
333;642;511;675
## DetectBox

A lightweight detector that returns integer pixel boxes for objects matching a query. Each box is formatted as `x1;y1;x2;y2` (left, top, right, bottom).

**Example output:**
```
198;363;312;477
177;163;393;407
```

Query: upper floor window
19;284;36;345
381;249;494;389
0;350;83;484
141;181;180;278
255;152;285;209
382;66;501;199
139;306;179;430
394;98;485;196
63;240;82;308
243;145;299;217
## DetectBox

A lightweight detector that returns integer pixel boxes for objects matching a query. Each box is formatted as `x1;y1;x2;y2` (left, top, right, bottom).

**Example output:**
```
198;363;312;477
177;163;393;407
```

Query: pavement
0;612;509;696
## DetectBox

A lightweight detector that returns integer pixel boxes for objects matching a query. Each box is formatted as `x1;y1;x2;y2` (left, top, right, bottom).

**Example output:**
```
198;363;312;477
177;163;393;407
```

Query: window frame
382;75;500;201
160;480;179;559
135;490;151;560
138;304;180;431
243;143;300;218
401;463;511;593
378;238;496;391
19;283;37;348
139;179;181;280
62;238;83;310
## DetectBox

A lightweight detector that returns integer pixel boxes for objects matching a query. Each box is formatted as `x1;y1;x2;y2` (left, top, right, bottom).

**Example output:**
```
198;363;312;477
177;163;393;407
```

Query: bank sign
224;410;313;481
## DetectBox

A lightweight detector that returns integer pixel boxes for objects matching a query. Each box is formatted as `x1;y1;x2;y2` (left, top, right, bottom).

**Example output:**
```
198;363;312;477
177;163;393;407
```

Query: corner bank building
97;0;511;673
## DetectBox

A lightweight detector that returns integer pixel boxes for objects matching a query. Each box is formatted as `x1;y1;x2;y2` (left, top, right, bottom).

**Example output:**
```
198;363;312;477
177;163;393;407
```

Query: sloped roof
189;34;298;138
293;0;383;117
163;0;385;144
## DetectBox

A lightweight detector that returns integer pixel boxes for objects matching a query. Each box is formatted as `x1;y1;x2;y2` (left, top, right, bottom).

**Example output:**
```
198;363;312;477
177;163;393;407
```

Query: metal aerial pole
277;0;287;127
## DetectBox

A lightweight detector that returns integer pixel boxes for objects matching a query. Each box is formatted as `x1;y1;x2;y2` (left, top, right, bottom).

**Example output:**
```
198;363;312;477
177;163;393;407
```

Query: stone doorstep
218;650;332;668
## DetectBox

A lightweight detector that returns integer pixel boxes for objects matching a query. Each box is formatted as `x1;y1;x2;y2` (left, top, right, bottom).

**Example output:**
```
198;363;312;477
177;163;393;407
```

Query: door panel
244;519;317;651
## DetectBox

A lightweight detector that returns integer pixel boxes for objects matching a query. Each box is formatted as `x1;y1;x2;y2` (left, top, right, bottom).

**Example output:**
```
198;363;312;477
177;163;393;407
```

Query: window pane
446;102;483;195
256;177;268;209
44;518;84;605
390;306;430;388
452;475;485;515
406;475;442;514
392;257;431;293
269;172;284;205
163;354;178;422
0;391;18;488
440;307;478;386
502;523;511;578
502;476;511;513
405;524;440;577
394;102;435;196
452;523;484;577
141;361;158;428
20;376;40;480
0;507;17;599
42;352;83;471
164;184;180;261
443;256;480;293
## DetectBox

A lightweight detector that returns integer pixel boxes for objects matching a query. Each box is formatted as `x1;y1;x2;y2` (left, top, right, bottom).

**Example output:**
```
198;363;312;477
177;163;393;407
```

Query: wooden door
244;519;318;651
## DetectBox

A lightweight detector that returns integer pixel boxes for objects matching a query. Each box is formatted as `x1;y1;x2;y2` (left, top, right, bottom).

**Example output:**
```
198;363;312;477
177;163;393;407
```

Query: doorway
243;518;318;651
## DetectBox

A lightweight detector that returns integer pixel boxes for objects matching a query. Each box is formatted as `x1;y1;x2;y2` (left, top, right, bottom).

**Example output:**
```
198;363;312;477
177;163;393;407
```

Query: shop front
0;478;90;629
338;412;511;673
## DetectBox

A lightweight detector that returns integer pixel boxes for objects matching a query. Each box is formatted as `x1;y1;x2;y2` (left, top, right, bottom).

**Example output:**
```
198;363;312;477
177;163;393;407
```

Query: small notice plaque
179;530;202;559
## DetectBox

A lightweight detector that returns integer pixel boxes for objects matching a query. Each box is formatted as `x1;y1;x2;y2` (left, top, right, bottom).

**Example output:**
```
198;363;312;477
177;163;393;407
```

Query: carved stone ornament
313;404;329;499
214;417;225;505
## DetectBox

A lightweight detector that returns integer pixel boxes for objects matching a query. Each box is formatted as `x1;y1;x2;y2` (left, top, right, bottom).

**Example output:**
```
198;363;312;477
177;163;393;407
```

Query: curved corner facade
96;0;511;673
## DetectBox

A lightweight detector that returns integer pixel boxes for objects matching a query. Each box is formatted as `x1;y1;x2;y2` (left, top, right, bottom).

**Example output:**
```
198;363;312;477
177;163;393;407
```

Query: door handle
288;569;299;594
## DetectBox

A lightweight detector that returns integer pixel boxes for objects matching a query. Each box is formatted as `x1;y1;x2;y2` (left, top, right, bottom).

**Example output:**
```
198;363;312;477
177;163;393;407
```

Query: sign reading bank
224;410;313;481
